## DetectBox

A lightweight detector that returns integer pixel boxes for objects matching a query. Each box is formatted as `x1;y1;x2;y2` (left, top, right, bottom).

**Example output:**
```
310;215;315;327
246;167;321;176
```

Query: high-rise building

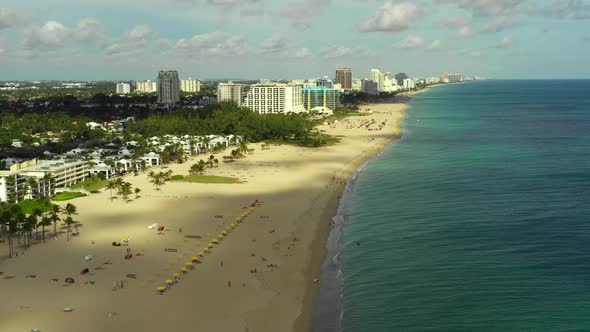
180;78;201;93
395;73;409;83
403;78;416;90
361;79;379;95
352;78;362;91
302;86;341;111
441;72;449;83
335;68;352;90
370;69;382;91
135;80;157;93
316;78;334;89
116;83;131;94
157;70;180;105
448;73;464;83
244;84;306;114
217;82;245;106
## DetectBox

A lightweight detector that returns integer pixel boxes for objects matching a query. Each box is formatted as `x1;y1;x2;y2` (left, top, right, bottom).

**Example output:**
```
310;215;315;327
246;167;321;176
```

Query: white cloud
320;45;376;58
360;1;423;32
456;26;476;38
280;0;332;29
207;0;259;6
480;17;514;33
23;21;71;48
260;33;290;53
393;35;425;49
0;8;23;29
490;36;513;48
523;0;590;20
22;18;105;49
437;0;527;17
293;47;312;58
429;40;442;49
440;16;471;27
173;31;248;56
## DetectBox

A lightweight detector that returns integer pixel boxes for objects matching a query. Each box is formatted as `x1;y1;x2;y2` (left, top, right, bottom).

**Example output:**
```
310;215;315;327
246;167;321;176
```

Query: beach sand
0;97;417;332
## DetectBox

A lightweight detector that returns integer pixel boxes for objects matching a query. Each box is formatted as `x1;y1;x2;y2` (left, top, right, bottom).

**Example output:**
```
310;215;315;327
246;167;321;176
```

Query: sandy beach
0;94;422;331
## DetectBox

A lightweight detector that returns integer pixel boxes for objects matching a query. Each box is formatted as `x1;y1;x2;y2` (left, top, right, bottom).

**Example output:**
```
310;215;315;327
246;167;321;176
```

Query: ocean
313;80;590;332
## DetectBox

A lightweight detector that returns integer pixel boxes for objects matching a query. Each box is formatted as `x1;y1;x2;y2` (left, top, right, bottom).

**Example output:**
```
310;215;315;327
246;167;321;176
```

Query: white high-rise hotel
135;80;157;93
181;78;200;93
116;83;131;94
244;84;306;114
217;82;244;106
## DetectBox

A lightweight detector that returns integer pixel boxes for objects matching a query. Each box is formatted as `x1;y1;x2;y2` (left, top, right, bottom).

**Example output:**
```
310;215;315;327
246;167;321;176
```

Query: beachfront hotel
217;82;245;106
243;84;306;114
302;86;341;111
0;159;88;202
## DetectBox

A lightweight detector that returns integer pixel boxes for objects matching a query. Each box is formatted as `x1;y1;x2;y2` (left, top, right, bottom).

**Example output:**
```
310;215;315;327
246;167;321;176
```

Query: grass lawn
171;175;185;181
181;175;241;184
53;191;87;201
17;199;54;214
69;178;108;192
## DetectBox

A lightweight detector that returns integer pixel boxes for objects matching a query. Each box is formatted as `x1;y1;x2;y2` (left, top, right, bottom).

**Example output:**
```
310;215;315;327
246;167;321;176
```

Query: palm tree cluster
106;178;141;202
189;155;219;175
147;170;173;191
0;200;79;257
161;144;186;164
223;141;250;163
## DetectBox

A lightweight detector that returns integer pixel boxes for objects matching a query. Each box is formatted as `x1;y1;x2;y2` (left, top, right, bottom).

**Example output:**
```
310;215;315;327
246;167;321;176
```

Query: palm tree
32;208;43;240
64;216;75;241
106;180;117;198
39;216;51;242
50;204;61;236
64;203;77;219
23;215;36;247
134;187;141;199
214;158;219;167
120;182;132;201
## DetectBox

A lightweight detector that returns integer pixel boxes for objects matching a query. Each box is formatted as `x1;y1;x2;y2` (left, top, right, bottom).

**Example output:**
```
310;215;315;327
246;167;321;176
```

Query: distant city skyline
1;1;589;80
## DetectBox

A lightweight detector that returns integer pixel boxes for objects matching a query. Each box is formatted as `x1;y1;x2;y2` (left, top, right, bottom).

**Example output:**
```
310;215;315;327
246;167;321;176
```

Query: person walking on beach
228;280;231;287
221;261;223;267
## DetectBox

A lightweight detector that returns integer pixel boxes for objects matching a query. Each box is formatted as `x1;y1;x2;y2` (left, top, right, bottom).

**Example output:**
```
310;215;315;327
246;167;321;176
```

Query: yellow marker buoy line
156;200;259;294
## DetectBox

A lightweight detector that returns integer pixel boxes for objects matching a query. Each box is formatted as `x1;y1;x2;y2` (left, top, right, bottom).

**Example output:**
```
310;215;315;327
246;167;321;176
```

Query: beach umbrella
192;256;199;262
173;273;181;280
212;239;219;244
208;243;214;248
217;235;224;239
198;251;205;257
203;247;210;252
121;237;129;242
185;262;193;267
222;231;228;235
157;286;167;294
165;279;174;285
230;223;236;227
180;267;188;273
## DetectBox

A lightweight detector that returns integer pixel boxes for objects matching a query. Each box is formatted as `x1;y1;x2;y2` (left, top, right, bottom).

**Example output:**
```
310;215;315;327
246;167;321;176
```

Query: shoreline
299;87;435;332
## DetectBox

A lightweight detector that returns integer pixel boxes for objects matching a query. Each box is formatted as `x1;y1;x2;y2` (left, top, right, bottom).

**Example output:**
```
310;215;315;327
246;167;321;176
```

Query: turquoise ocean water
313;80;590;332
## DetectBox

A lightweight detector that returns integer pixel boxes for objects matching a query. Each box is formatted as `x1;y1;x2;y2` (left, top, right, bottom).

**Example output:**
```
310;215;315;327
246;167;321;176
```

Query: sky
0;0;589;80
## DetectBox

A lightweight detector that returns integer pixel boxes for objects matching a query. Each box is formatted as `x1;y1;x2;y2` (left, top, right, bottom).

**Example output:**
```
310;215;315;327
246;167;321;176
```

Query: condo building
217;82;245;106
116;83;131;94
303;86;341;111
335;68;353;90
157;70;181;105
243;84;306;114
180;78;201;93
136;80;157;93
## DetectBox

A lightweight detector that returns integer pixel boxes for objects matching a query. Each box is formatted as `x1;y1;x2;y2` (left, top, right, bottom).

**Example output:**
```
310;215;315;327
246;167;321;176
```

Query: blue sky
0;0;589;80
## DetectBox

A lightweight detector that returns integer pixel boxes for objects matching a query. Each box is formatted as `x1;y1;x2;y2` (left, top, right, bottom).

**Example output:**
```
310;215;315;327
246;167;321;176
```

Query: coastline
299;87;433;332
0;88;431;332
